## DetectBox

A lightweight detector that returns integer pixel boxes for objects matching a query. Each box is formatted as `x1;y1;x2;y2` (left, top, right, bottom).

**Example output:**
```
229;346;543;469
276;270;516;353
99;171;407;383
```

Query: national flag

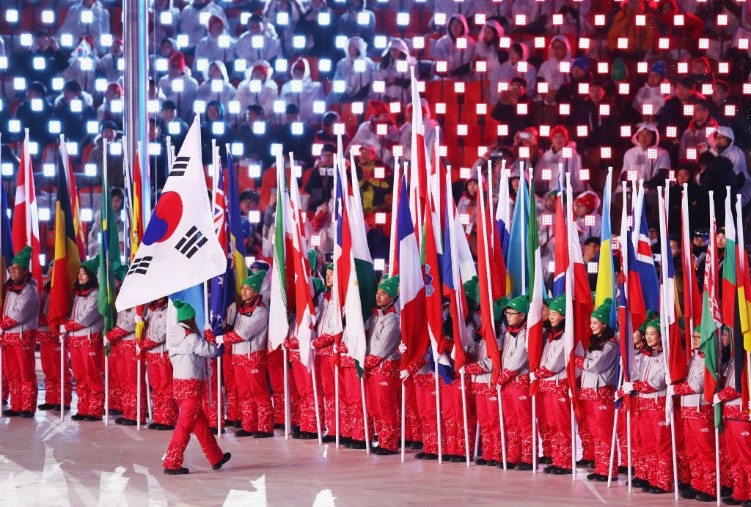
59;135;86;260
632;185;660;313
494;162;511;296
397;174;429;372
733;195;751;411
527;177;544;396
507;171;529;296
699;194;722;428
11;130;42;289
476;167;502;384
268;153;293;349
681;183;702;363
722;188;738;343
115;117;226;311
47;155;82;329
594;169;616;328
617;187;637;386
552;173;567;297
127;148;145;262
208;151;234;334
226;152;247;297
408;67;428;231
0;186;14;297
98;139;122;334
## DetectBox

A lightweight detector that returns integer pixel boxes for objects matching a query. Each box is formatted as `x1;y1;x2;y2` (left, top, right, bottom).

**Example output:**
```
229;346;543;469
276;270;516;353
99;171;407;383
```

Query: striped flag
594;169;616;327
507;172;529;296
733;195;751;411
681;184;702;363
59;135;86;260
11;130;42;289
527;177;544;396
98;140;122;334
0;186;15;298
268;154;293;350
208;152;234;334
633;185;660;314
617;195;636;387
552;173;567;297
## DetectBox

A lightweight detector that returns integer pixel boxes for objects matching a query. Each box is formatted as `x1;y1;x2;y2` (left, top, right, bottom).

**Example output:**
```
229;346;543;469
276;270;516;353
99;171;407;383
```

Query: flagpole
520;161;526;294
564;174;576;482
737;196;751;413
621;181;633;492
460;368;470;467
61;331;66;421
627;406;632;492
400;380;406;462
311;354;323;445
606;392;619;487
388;162;400;276
434;356;443;464
497;385;507;469
213;145;223;440
528;163;538;474
715;424;721;506
334;363;340;448
284;344;290;439
361;376;370;454
136;354;142;430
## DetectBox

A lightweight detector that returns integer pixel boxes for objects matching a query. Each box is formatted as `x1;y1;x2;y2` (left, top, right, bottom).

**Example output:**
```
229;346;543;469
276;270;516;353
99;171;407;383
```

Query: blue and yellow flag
595;168;616;328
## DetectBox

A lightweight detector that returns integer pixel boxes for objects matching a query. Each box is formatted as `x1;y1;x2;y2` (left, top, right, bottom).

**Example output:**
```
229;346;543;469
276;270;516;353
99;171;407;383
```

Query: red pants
341;364;365;441
540;383;572;469
69;336;104;418
2;340;38;413
474;382;502;461
634;397;674;491
440;378;476;457
146;352;177;425
203;354;240;427
233;358;273;433
317;354;337;436
725;417;751;501
580;388;617;477
291;360;323;434
268;348;299;426
501;380;533;465
39;334;72;406
535;393;552;458
680;406;717;495
415;374;439;455
109;341;146;422
366;369;400;452
403;377;422;443
163;379;224;470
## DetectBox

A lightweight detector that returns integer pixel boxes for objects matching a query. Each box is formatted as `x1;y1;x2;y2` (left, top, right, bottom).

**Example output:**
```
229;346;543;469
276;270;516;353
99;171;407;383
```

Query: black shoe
722;487;734;498
415;452;427;460
321;435;336;443
576;459;594;468
487;460;500;467
538;456;552;465
373;447;397;456
627;478;648;488
83;415;102;421
235;429;255;437
158;424;175;431
696;492;716;502
115;418;137;426
544;465;558;474
498;462;516;470
71;413;86;421
551;467;572;475
212;452;231;470
54;405;71;412
649;486;669;495
210;427;225;435
475;458;488;466
449;455;466;463
723;498;744;506
148;422;159;430
233;421;243;429
163;467;189;475
742;501;751;507
109;409;123;416
679;482;692;492
254;431;274;438
408;441;423;450
224;419;238;427
299;432;317;440
349;440;366;450
516;462;533;471
2;409;20;417
681;488;698;499
20;411;34;418
38;403;55;411
422;453;438;460
274;423;285;430
587;473;610;482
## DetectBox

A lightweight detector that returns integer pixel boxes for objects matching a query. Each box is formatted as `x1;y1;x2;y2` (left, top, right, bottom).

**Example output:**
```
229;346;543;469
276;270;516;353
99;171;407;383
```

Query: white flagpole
606;399;619;487
361;376;370;453
388;157;399;276
528;165;536;474
570;395;576;481
435;356;443;463
136;354;142;430
311;355;323;445
334;364;340;448
627;407;633;492
103;138;110;426
715;425;721;506
400;381;406;462
460;368;470;467
497;385;507;469
284;345;290;439
60;332;66;421
145;369;153;421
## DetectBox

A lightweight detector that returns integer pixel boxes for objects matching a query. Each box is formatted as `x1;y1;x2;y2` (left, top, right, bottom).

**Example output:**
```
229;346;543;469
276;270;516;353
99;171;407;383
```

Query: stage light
516;103;528;115
273;100;286;114
291;122;304;136
199;12;211;24
497;82;508;92
642;104;653;116
353;59;367;73
515;14;526;25
194;100;206;114
148;142;162;156
111;100;123;113
559;104;570;115
579;169;590;181
101;34;114;48
666;126;677;138
397;13;410;26
110;142;122;155
434;13;446;26
13;77;26;91
392;145;403;157
1;163;12;176
389;102;401;114
474;13;487;26
717;14;728;26
160;11;173;25
459;213;470;225
620;125;632;137
687;148;697;160
539;125;550;137
8;120;21;133
81;10;93;24
537;82;549;94
374;258;385;271
739;39;749;50
357;12;369;25
60;33;74;47
172;79;184;92
176;34;189;48
42;163;55;177
534;37;545;49
293;35;306;49
683;104;694;116
497;125;508;136
477;146;488;157
212;122;226;136
601;146;612;159
228;100;241;114
718;62;729;74
0;57;6;70
84;163;97;177
248;79;262;93
499;37;510;49
701;84;713;95
476;103;487;115
248;165;262;178
673;14;684;26
559;61;570;73
435;103;446;114
319;59;332;73
456;37;467;50
375;212;387;225
413;36;425;49
39;204;52;219
333;123;345;136
617;38;628;49
351;101;364;114
724;105;736;116
335;35;347;49
576;125;588;137
743;83;751;95
317;11;331;25
597;62;608;74
81;208;93;222
595;14;605;26
553;14;563;25
439;145;448;157
155;58;169;72
148;100;160;113
436;61;448;73
658;38;670;50
376;123;387;135
218;35;231;49
292;164;302;178
587;262;598;274
5;9;19;23
396;60;408;73
619;83;630;95
541;168;552;180
460;167;471;179
541;213;552;226
599;104;610;116
374;166;385;179
519;146;530;158
698;38;709;50
86;121;99;134
275;58;288;73
196;58;209;73
578;82;589;94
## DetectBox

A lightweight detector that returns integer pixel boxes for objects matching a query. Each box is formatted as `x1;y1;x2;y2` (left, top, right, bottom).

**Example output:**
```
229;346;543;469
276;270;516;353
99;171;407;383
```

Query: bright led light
620;126;632;137
212;122;226;136
147;100;160;113
659;38;669;50
434;13;446;26
617;37;628;49
148;142;162;156
176;34;189;48
293;35;306;49
687;148;697;160
194;100;206;114
515;14;526;25
353;59;366;73
252;122;266;135
248;165;262;178
374;36;387;49
6;9;19;23
666;126;677;138
673;14;684;26
541;169;552;180
160;11;173;25
110;142;122;155
595;14;605;26
275;58;288;73
81;208;93;222
619;83;630;95
374;258;385;271
196;58;209;73
234;60;246;73
273;100;286;114
276;12;289;25
172;79;184;92
70;99;83;113
597;62;608;74
577;125;588;137
599;104;610;116
81;10;93;23
559;104;570;115
578;83;589;95
0;57;6;70
210;79;223;93
642;104;653;116
724;105;736;117
13;77;26;91
82;163;97;177
1;163;12;176
600;146;612;159
60;33;74;47
101;33;113;47
65;142;78;156
111;100;123;113
43;163;56;177
318;12;330;25
552;14;563;25
683;104;694;116
199;12;211;24
48;120;61;134
435;103;446;115
357;12;369;25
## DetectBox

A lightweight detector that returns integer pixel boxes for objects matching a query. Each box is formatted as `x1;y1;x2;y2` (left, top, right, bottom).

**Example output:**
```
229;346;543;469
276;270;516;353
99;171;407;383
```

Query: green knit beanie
506;294;529;315
243;269;266;292
173;300;196;322
590;298;613;324
11;246;32;270
549;294;566;316
378;274;399;299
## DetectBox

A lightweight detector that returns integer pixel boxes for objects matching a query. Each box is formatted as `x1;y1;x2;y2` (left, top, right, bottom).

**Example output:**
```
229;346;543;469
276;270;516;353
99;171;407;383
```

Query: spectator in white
375;38;414;105
236;61;279;119
678;97;718;160
195;61;237;115
621;122;671;187
551;0;593;36
280;58;325;126
536;125;587;194
457;177;480;253
328;36;374;106
574;191;602;245
235;14;282;71
157;52;199;121
349;99;400;168
178;0;228;53
537;35;572;94
149;38;179;81
97;39;124;84
63;36;99;95
96;82;124;129
58;0;111;54
433;0;478;21
632;60;674;117
264;0;304;57
433;15;475;81
337;0;376;54
510;0;552;34
194;15;235;74
498;42;537;97
150;0;179;48
398;99;440;164
472;20;508;104
710;126;751;206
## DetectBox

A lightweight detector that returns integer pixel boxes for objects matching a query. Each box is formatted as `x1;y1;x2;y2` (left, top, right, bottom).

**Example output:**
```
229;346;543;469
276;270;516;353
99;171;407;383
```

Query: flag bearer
0;246;39;418
162;300;231;475
141;296;177;430
313;264;339;442
64;256;105;421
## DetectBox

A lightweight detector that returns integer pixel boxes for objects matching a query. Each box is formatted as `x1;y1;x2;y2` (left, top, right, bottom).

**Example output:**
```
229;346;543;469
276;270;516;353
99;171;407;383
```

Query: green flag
98;174;121;336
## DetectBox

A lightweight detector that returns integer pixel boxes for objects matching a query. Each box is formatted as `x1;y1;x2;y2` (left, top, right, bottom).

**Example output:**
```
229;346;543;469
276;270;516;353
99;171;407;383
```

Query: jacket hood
631;122;660;147
547;35;571;61
347;36;368;58
510;41;529;61
290;57;311;81
447;14;469;41
483;20;504;41
245;59;274;81
204;60;229;82
382;37;410;58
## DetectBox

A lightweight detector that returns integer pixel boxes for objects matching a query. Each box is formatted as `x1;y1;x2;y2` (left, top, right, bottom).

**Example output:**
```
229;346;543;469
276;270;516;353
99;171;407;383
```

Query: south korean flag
116;117;226;311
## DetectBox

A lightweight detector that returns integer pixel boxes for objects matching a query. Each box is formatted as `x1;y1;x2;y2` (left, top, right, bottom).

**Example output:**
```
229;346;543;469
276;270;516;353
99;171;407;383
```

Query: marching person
64;257;105;422
365;275;402;455
312;264;339;443
617;317;673;494
669;326;717;501
531;294;572;475
1;246;40;418
578;298;618;482
162;300;231;475
498;295;533;470
37;261;72;412
221;270;274;438
141;296;177;430
104;265;145;426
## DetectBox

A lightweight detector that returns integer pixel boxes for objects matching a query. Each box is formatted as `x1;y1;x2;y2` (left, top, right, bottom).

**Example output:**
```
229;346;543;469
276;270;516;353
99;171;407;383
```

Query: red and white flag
11;130;42;288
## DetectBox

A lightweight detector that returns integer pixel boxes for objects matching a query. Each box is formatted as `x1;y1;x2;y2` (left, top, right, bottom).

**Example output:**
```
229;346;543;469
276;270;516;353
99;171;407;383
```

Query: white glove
103;336;110;345
398;342;407;354
399;369;409;381
713;393;722;406
203;325;211;332
215;335;224;345
666;384;676;397
134;314;143;324
528;372;537;382
620;381;634;394
614;390;622;401
59;324;66;333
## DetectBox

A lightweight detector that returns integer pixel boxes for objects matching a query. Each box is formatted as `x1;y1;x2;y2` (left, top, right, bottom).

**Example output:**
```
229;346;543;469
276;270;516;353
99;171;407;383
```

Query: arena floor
1;393;690;507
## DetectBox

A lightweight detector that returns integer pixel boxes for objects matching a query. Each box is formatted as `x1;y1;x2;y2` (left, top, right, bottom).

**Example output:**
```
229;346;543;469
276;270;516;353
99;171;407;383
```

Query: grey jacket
69;289;104;337
168;322;218;380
